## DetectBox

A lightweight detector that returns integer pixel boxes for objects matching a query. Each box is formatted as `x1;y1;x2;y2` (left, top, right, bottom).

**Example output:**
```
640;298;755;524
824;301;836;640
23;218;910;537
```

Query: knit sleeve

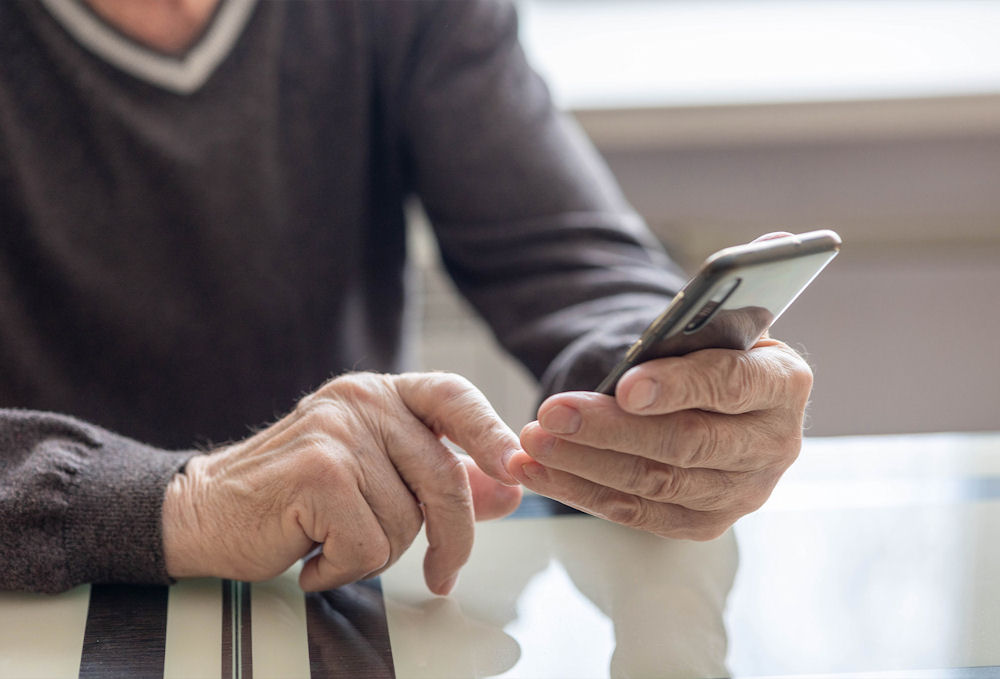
0;409;196;593
392;0;687;396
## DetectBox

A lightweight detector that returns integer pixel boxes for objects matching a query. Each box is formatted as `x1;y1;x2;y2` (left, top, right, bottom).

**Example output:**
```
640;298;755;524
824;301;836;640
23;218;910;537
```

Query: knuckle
760;420;803;470
722;354;757;412
412;372;478;416
341;373;394;409
779;433;803;466
668;367;698;409
410;372;488;438
295;444;353;488
720;476;768;516
421;453;472;507
438;376;509;447
702;473;741;512
286;432;333;467
302;372;392;413
283;431;366;489
435;451;471;488
602;494;650;530
359;537;392;575
432;372;477;400
638;463;686;503
788;362;815;403
294;394;341;421
297;431;336;453
767;345;814;408
669;410;716;468
689;355;731;410
300;373;403;441
464;408;506;448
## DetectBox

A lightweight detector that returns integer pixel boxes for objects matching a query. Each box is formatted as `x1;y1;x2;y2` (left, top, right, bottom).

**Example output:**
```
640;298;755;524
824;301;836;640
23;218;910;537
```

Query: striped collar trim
38;0;258;95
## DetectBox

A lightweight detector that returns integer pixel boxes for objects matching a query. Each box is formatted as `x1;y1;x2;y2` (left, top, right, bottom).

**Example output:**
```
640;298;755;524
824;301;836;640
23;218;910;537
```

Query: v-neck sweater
0;0;685;592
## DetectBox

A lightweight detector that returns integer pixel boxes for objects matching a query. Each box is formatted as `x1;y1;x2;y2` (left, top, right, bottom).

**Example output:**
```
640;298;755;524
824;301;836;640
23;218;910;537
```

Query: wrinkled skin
512;232;813;541
163;372;523;595
513;337;812;541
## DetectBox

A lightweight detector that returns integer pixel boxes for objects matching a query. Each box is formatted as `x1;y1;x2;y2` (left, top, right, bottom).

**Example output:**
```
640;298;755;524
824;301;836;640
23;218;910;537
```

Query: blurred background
415;0;1000;437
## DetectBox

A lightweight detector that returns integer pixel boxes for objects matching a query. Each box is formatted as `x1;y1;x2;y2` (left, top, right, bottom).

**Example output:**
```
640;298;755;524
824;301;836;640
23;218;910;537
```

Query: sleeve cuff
61;426;197;589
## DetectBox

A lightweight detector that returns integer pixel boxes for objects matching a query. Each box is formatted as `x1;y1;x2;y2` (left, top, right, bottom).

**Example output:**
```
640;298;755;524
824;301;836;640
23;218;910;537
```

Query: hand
163;372;523;594
511;338;812;540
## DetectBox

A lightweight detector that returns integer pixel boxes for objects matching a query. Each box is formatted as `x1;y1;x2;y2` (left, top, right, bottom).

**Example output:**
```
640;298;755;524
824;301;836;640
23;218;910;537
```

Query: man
0;0;812;596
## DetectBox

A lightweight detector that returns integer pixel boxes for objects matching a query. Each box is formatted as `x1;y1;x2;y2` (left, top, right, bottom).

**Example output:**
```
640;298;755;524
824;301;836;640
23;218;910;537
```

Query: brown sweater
0;0;685;592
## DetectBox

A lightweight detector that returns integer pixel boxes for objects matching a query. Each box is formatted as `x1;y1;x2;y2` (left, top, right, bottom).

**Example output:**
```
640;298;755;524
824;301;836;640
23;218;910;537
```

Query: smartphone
595;229;841;394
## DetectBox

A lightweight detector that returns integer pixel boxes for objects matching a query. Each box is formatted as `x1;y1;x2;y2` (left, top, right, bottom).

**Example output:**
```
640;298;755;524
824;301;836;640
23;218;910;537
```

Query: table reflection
380;495;738;679
304;581;394;678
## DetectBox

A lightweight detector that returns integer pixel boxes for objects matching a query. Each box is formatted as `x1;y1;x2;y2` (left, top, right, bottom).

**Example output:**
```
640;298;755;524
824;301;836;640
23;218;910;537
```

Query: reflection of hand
384;596;521;678
162;372;523;594
513;339;811;539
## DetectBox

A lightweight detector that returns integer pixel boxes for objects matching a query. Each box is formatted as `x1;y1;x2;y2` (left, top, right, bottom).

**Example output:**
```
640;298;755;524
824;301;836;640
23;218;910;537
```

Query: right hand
162;372;524;595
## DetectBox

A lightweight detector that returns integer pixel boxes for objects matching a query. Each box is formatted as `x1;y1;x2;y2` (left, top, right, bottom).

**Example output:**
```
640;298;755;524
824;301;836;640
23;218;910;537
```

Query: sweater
0;0;685;592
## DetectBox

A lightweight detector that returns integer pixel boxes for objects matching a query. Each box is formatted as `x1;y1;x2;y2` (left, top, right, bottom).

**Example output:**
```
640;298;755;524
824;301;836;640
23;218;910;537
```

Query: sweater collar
38;0;258;95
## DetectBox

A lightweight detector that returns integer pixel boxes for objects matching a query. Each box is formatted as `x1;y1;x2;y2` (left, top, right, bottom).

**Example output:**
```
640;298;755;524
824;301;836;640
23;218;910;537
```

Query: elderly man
0;0;811;596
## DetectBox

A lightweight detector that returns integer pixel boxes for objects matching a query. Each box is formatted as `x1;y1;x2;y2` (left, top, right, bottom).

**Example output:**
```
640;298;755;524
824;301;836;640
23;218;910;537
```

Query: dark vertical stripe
222;580;233;679
221;580;253;679
305;578;395;678
240;581;253;679
298;498;575;678
79;584;168;679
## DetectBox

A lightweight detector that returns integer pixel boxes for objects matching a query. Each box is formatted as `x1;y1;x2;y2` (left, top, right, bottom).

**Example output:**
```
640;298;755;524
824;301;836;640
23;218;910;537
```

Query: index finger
382;417;475;595
616;340;813;416
394;372;523;485
392;373;524;594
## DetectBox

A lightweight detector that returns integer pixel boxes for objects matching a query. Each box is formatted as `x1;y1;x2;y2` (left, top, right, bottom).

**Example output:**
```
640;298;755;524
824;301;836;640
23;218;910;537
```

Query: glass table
2;432;998;678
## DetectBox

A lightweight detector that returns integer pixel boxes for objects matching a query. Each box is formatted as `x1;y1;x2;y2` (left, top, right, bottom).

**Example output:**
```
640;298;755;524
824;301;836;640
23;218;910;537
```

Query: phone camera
684;301;719;333
683;278;741;334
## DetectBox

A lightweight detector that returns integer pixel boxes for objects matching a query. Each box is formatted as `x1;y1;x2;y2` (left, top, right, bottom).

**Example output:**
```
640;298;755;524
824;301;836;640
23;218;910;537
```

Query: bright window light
517;1;1000;109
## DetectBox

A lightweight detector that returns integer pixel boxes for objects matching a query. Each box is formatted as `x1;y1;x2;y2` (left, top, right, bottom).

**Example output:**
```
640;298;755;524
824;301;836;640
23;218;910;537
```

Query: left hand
510;338;812;540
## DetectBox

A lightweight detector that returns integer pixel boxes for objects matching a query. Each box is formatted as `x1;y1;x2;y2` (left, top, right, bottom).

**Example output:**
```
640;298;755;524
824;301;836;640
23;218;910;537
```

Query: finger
460;456;523;520
356;454;425;573
381;410;476;596
616;341;813;416
520;422;769;511
299;488;390;591
506;450;735;541
533;394;799;471
394;372;523;485
231;385;427;578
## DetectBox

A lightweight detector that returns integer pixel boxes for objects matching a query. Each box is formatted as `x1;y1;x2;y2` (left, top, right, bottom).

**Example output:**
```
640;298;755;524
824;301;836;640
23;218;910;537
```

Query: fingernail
533;433;556;458
540;405;580;434
500;450;521;486
438;573;459;596
521;460;547;481
626;378;659;411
